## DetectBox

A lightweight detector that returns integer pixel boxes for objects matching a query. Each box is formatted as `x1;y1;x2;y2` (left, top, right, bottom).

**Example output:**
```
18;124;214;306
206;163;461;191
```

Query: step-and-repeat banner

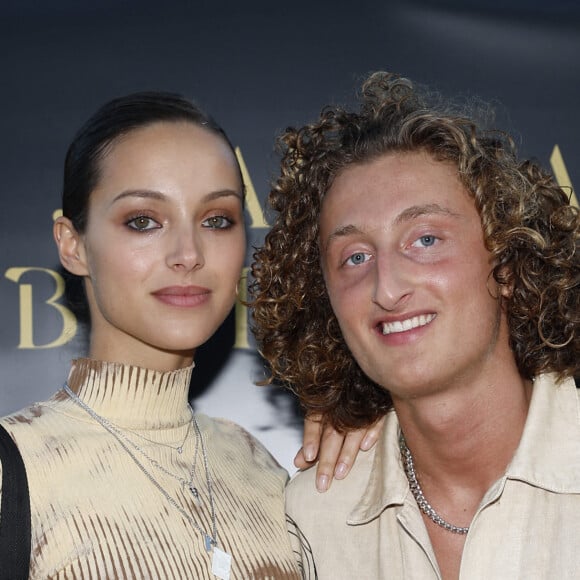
1;0;578;472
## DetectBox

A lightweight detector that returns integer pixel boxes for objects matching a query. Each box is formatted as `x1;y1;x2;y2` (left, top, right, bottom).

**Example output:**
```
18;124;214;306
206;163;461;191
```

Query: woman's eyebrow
202;189;243;202
110;188;242;206
110;189;167;205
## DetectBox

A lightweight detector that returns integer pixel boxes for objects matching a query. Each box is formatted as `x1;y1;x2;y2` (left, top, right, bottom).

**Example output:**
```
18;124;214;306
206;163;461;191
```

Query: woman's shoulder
195;413;288;480
0;391;77;457
1;390;65;424
1;402;48;437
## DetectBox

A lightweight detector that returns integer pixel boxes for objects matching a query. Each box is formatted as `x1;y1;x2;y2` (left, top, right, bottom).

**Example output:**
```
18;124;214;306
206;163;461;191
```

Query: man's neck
393;366;533;495
392;362;534;580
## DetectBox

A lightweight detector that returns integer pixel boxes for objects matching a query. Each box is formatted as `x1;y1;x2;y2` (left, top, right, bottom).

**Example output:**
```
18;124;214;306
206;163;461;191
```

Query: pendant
211;546;232;580
204;534;213;552
189;483;201;507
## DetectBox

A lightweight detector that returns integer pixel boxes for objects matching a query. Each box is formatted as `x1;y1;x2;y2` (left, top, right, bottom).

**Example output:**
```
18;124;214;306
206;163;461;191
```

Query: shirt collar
348;373;580;525
347;409;407;524
506;373;580;492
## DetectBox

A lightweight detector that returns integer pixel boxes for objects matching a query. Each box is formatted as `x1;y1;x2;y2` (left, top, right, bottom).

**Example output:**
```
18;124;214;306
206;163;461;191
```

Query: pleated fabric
0;358;300;579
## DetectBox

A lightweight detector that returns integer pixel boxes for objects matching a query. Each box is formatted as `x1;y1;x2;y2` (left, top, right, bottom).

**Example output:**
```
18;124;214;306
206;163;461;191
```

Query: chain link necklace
64;384;203;502
63;383;232;578
399;433;469;535
127;409;194;454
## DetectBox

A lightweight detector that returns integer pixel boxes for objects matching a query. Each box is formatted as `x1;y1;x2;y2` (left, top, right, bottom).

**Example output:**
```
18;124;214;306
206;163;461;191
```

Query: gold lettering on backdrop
4;267;77;349
52;209;63;221
234;268;250;349
235;147;269;228
550;145;578;207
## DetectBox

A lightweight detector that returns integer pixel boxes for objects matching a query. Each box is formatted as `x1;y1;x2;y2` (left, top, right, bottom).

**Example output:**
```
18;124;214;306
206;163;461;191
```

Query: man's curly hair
251;71;579;431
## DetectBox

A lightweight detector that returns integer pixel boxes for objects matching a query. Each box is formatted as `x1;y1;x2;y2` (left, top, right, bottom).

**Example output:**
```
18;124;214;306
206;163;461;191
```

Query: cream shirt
286;374;580;579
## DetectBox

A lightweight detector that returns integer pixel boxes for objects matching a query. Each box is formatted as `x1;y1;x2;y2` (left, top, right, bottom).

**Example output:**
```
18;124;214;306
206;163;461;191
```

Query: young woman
0;93;375;578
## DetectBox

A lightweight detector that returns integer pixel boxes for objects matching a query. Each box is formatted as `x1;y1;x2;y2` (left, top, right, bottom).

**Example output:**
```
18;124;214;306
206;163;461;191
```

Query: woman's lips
152;286;211;307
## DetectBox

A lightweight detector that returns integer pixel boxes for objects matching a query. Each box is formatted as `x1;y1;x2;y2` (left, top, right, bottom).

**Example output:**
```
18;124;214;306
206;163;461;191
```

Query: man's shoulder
286;435;378;517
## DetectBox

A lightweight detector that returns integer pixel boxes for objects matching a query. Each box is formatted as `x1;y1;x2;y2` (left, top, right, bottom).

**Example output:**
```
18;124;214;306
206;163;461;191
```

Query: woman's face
60;121;245;370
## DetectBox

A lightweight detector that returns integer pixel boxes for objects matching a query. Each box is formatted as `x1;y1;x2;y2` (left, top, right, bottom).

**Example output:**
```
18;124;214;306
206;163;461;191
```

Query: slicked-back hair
63;91;241;233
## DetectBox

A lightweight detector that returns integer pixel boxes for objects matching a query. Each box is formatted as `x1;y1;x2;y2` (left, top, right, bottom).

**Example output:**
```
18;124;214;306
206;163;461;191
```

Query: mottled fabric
0;358;300;579
287;374;580;579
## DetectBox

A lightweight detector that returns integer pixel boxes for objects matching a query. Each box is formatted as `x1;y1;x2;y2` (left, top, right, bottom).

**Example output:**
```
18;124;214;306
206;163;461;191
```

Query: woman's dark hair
251;71;579;431
62;91;241;232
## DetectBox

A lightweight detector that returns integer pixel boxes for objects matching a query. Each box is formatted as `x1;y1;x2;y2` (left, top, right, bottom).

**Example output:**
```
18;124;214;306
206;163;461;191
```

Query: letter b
4;267;78;348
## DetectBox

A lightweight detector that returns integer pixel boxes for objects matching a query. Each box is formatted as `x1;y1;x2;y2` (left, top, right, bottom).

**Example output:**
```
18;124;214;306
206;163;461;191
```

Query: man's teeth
381;314;435;335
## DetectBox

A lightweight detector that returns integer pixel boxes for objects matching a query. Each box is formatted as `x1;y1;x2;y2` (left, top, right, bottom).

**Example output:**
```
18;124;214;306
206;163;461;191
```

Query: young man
252;72;580;579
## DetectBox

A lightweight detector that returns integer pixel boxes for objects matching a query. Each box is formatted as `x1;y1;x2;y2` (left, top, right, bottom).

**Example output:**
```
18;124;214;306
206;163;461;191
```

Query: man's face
319;151;512;402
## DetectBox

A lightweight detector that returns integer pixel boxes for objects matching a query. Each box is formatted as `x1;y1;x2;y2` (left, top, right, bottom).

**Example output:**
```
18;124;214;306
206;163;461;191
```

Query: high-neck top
65;358;194;428
1;358;300;579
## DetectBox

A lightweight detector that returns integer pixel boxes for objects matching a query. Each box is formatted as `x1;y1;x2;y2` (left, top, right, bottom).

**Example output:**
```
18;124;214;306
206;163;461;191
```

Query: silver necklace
129;410;193;454
399;433;469;535
64;384;202;501
63;384;218;546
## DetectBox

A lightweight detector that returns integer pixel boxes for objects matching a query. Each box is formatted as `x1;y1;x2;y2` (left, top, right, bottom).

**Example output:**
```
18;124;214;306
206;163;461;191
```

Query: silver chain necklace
399;433;469;535
128;409;194;454
63;383;218;547
64;384;202;501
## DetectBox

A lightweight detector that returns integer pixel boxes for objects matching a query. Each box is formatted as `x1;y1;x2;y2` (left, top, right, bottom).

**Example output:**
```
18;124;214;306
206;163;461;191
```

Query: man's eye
345;252;371;266
412;235;437;248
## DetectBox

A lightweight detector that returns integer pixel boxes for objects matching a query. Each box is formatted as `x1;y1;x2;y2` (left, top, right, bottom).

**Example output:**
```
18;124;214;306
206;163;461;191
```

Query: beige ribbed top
0;359;300;579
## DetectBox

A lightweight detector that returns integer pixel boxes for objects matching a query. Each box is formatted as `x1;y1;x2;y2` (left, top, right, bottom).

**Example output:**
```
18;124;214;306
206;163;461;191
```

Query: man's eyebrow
393;203;460;226
322;203;460;250
326;224;362;242
322;224;363;252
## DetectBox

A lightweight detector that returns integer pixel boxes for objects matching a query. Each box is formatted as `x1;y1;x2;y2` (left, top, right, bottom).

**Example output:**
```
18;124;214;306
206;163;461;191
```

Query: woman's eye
127;216;159;231
345;252;371;266
203;215;232;229
412;235;438;248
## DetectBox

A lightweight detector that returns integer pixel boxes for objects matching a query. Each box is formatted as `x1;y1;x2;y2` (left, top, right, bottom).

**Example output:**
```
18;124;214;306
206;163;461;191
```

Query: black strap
0;424;31;579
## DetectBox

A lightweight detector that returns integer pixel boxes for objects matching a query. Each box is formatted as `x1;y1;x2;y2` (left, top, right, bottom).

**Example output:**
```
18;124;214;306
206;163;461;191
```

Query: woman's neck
65;358;195;429
88;340;196;372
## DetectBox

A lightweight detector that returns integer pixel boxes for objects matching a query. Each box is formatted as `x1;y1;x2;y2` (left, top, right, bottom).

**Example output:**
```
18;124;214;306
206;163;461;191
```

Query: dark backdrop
1;0;578;469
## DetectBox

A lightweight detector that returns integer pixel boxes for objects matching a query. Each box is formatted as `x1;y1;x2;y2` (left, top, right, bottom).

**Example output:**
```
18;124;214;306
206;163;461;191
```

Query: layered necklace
64;383;232;579
399;433;469;535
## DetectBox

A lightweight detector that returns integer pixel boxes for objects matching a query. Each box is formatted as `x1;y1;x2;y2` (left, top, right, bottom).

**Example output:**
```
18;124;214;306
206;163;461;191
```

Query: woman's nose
166;228;204;272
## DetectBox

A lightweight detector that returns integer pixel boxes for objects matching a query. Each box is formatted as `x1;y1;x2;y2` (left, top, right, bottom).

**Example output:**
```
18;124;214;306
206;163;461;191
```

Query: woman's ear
53;216;89;276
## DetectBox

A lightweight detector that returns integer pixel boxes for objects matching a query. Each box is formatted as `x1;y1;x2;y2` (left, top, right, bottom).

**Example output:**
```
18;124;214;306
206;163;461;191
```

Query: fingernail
360;435;373;451
316;475;329;493
335;462;348;479
303;444;316;462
